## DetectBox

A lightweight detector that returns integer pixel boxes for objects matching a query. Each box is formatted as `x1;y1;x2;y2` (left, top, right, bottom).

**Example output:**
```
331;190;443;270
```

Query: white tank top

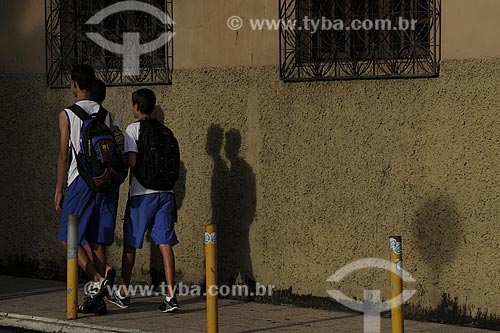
64;100;120;186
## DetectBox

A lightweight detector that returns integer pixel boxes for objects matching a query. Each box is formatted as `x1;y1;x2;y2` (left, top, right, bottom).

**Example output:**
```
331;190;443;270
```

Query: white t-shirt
64;100;121;186
124;121;173;197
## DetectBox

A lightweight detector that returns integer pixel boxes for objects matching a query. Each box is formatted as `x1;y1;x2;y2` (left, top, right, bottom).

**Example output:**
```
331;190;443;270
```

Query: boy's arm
54;111;70;213
124;124;138;171
128;152;137;170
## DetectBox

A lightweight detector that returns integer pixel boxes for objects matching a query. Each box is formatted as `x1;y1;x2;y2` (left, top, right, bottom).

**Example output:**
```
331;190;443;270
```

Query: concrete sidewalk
0;275;494;333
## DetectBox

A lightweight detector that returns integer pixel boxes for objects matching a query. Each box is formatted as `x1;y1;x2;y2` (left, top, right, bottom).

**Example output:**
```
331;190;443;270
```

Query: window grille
280;0;441;81
45;0;173;87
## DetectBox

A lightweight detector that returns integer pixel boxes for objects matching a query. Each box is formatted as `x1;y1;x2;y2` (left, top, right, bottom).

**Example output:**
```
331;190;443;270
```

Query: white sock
166;296;173;302
94;278;105;289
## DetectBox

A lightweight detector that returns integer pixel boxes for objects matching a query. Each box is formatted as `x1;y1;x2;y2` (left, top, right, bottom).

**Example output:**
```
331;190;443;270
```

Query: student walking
108;88;181;313
54;65;126;315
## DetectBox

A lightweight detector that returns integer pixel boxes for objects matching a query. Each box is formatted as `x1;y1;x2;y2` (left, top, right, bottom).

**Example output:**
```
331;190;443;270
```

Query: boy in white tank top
54;65;119;315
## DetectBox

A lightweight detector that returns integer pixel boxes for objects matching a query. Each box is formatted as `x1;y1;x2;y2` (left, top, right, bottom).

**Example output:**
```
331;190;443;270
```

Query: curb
0;312;151;333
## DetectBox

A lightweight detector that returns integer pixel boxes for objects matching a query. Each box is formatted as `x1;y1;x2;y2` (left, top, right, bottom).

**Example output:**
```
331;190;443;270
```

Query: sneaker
108;289;131;309
94;299;108;316
158;297;179;313
104;268;116;299
78;278;109;314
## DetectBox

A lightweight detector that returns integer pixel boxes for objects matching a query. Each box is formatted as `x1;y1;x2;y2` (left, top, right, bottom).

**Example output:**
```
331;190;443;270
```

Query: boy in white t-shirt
108;89;179;313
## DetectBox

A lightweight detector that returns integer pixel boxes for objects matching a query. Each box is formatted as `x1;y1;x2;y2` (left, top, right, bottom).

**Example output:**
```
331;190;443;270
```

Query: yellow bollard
205;224;218;333
390;236;404;333
67;215;78;319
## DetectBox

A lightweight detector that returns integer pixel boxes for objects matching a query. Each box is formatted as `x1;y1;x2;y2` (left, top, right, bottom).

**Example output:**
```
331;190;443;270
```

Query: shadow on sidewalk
103;296;209;316
237;313;360;333
0;287;65;301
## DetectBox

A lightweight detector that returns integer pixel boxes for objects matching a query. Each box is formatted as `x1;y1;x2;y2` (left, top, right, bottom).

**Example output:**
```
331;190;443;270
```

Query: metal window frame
279;0;441;82
45;0;173;88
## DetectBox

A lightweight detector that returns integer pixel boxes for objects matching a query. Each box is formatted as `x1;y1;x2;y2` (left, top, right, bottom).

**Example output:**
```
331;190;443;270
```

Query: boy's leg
88;186;120;278
150;192;179;307
81;245;102;281
82;243;94;264
60;241;102;282
89;244;115;284
158;244;175;298
58;177;114;314
58;176;105;283
115;194;154;299
90;243;107;278
119;244;137;297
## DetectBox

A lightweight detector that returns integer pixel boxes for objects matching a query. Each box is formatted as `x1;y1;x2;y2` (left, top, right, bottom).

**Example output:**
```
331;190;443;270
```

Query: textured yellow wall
0;0;499;324
1;59;499;317
0;0;45;73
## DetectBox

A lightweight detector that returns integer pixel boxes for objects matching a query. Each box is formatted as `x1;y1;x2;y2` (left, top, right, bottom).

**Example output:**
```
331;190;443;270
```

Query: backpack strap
139;117;163;128
66;105;87;156
69;104;109;122
109;111;115;128
96;106;109;122
68;104;91;121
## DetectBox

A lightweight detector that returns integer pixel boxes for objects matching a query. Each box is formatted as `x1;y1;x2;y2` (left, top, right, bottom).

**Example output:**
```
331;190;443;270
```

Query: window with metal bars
45;0;173;88
280;0;440;81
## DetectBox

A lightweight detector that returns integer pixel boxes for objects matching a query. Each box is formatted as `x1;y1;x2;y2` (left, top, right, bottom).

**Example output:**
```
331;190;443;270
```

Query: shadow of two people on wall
150;117;256;290
206;124;257;288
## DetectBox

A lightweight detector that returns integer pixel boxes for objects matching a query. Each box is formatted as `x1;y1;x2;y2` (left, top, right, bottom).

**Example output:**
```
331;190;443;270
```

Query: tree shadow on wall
206;124;256;287
412;194;462;290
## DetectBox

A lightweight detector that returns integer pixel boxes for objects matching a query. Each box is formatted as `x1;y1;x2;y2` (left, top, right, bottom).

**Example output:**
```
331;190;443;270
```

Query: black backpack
69;105;127;192
134;118;180;191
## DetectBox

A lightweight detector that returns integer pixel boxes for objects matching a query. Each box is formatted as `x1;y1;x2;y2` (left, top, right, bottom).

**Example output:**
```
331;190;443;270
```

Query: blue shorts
58;176;119;246
124;192;178;249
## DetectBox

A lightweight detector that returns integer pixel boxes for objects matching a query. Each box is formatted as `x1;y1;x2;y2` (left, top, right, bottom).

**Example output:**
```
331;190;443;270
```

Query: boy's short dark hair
71;64;96;91
132;88;156;114
91;78;106;103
